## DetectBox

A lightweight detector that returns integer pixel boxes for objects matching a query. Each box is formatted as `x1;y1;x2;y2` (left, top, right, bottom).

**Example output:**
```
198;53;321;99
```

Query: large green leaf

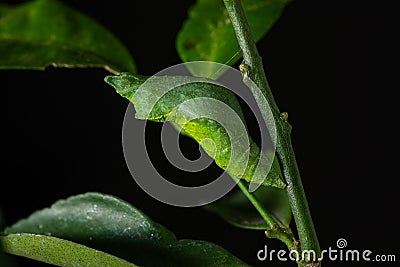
3;192;248;266
0;0;135;73
1;234;137;267
105;73;285;188
206;181;292;230
176;0;291;77
3;192;176;265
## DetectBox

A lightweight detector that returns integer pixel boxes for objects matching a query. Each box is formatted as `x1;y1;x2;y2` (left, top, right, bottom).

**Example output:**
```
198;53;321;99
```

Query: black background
2;0;398;266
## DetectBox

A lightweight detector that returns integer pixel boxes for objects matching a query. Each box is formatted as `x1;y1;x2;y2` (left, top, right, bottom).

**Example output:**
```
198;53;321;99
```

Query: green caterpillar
105;73;285;189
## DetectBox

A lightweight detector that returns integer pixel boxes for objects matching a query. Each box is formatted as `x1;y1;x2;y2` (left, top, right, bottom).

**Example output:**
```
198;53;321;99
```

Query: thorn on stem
280;112;289;122
239;62;251;79
280;111;292;132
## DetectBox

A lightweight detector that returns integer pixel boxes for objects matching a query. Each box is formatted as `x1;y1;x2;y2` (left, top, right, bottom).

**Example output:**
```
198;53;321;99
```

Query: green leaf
0;0;135;74
206;182;292;230
4;192;176;265
105;73;286;188
1;234;137;267
176;0;291;77
165;239;247;267
4;193;176;244
4;192;248;266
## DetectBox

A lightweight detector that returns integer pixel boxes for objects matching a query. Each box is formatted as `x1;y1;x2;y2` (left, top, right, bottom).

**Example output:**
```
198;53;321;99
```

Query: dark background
2;0;398;266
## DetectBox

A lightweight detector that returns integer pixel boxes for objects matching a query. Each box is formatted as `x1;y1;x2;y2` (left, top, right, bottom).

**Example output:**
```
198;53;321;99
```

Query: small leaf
0;0;136;73
1;234;137;267
4;192;248;266
176;0;291;77
206;182;292;230
105;73;286;188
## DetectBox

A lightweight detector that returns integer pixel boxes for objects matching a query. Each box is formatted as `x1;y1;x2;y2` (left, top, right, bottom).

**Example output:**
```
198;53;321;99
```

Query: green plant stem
223;0;321;264
237;180;275;227
236;180;298;252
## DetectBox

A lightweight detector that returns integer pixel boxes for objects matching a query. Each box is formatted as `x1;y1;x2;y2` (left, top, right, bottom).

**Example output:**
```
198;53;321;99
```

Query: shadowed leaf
206;182;292;229
4;192;248;266
0;0;135;73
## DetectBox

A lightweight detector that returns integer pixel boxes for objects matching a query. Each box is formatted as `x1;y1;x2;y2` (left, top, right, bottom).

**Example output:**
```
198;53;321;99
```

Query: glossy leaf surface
3;193;248;266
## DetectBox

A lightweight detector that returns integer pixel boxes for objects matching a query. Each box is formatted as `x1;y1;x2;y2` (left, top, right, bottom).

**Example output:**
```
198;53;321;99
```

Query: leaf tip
104;73;148;101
